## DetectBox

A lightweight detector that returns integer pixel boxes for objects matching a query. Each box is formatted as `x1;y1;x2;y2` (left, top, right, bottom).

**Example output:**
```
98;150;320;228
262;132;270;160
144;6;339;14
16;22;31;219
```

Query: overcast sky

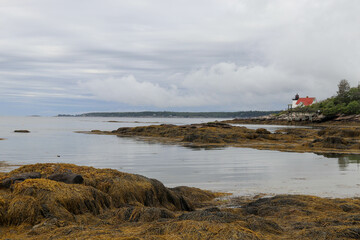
1;0;360;115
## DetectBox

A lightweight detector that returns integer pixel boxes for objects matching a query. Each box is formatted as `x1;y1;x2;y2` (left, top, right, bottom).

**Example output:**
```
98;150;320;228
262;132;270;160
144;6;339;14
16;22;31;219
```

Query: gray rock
48;172;84;184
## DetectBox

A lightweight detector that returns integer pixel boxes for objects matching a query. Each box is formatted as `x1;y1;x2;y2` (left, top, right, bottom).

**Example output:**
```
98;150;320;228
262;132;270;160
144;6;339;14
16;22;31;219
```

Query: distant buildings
291;94;316;108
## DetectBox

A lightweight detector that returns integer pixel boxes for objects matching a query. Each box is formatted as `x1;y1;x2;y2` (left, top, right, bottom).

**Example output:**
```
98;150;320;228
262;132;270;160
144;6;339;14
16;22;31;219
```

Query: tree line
299;79;360;116
59;111;280;118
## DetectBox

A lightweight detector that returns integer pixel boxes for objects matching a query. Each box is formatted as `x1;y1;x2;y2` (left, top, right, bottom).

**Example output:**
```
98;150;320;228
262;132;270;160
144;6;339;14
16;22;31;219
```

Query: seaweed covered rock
48;172;84;184
312;136;350;149
10;179;111;224
171;186;219;202
178;208;242;223
170;186;226;208
244;215;283;235
86;120;360;154
5;163;194;212
0;163;212;227
244;195;308;216
142;221;261;240
7;195;42;225
116;206;175;222
255;128;271;134
1;172;41;188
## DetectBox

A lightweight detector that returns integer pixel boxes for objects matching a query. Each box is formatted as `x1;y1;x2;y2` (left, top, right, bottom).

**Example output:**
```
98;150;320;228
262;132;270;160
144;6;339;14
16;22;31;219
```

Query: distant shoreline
57;110;280;118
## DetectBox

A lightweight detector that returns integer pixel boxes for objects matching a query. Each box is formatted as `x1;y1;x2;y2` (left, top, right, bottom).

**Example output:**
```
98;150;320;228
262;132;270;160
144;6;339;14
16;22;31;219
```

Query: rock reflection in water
319;153;360;171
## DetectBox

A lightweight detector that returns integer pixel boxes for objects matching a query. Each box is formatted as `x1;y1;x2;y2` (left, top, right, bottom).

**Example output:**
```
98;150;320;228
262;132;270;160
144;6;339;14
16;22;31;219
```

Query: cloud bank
1;0;360;114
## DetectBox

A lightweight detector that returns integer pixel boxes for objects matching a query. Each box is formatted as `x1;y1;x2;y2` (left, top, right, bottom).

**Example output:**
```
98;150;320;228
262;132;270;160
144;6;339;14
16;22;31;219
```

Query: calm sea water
1;116;360;198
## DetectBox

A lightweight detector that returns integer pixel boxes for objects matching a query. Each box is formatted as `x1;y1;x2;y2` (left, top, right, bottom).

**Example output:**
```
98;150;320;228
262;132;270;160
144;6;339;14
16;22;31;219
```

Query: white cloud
81;62;318;110
80;75;214;108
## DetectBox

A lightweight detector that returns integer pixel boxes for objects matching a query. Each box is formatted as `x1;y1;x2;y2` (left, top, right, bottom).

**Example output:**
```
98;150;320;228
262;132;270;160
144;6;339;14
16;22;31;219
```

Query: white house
292;94;317;108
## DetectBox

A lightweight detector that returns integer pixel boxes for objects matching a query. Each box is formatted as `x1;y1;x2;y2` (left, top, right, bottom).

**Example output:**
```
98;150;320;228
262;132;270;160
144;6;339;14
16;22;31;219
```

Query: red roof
296;97;315;106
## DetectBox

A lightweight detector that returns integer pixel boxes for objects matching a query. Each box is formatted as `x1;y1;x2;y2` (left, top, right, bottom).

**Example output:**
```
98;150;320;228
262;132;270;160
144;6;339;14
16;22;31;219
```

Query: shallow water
1;116;360;197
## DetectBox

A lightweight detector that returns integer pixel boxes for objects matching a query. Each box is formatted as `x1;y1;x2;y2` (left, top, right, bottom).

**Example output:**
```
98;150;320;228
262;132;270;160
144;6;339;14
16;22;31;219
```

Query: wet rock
48;172;84;184
14;130;30;133
1;172;41;188
171;186;218;202
90;130;102;133
203;122;232;128
255;128;271;134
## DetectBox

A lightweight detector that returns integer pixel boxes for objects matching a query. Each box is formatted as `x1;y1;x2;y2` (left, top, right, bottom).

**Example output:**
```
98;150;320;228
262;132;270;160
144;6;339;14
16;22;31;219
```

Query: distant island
58;110;280;118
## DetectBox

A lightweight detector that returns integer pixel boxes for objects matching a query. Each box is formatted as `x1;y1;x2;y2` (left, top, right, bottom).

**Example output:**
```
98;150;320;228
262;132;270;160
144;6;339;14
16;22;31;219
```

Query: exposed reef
2;164;360;239
14;130;30;133
84;121;360;154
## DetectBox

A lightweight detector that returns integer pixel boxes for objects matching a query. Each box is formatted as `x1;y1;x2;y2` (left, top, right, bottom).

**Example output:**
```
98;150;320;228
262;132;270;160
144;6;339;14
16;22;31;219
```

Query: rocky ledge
1;164;360;239
224;113;360;126
86;121;360;154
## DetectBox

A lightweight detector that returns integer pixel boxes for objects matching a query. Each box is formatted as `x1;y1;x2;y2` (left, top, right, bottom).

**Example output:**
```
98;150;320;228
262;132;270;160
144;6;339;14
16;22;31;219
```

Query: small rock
14;130;30;133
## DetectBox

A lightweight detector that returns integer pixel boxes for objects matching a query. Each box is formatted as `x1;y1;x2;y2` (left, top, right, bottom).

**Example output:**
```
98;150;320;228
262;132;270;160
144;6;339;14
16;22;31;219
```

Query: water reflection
318;153;360;170
116;135;226;151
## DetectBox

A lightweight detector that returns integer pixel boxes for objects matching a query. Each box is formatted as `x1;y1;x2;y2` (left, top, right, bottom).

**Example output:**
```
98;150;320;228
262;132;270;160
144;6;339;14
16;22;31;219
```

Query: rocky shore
85;121;360;154
1;163;360;239
223;113;360;126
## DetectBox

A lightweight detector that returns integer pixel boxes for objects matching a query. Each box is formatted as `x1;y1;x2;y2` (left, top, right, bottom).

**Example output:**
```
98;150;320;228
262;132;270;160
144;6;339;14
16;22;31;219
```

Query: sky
1;0;360;116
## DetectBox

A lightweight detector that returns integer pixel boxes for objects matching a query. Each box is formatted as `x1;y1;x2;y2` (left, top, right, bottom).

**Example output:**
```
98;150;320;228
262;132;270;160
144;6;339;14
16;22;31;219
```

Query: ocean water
1;116;360;198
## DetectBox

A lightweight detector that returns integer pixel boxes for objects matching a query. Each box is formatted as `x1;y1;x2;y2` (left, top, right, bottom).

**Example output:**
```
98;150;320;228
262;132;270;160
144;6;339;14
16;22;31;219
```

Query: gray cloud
1;0;360;114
